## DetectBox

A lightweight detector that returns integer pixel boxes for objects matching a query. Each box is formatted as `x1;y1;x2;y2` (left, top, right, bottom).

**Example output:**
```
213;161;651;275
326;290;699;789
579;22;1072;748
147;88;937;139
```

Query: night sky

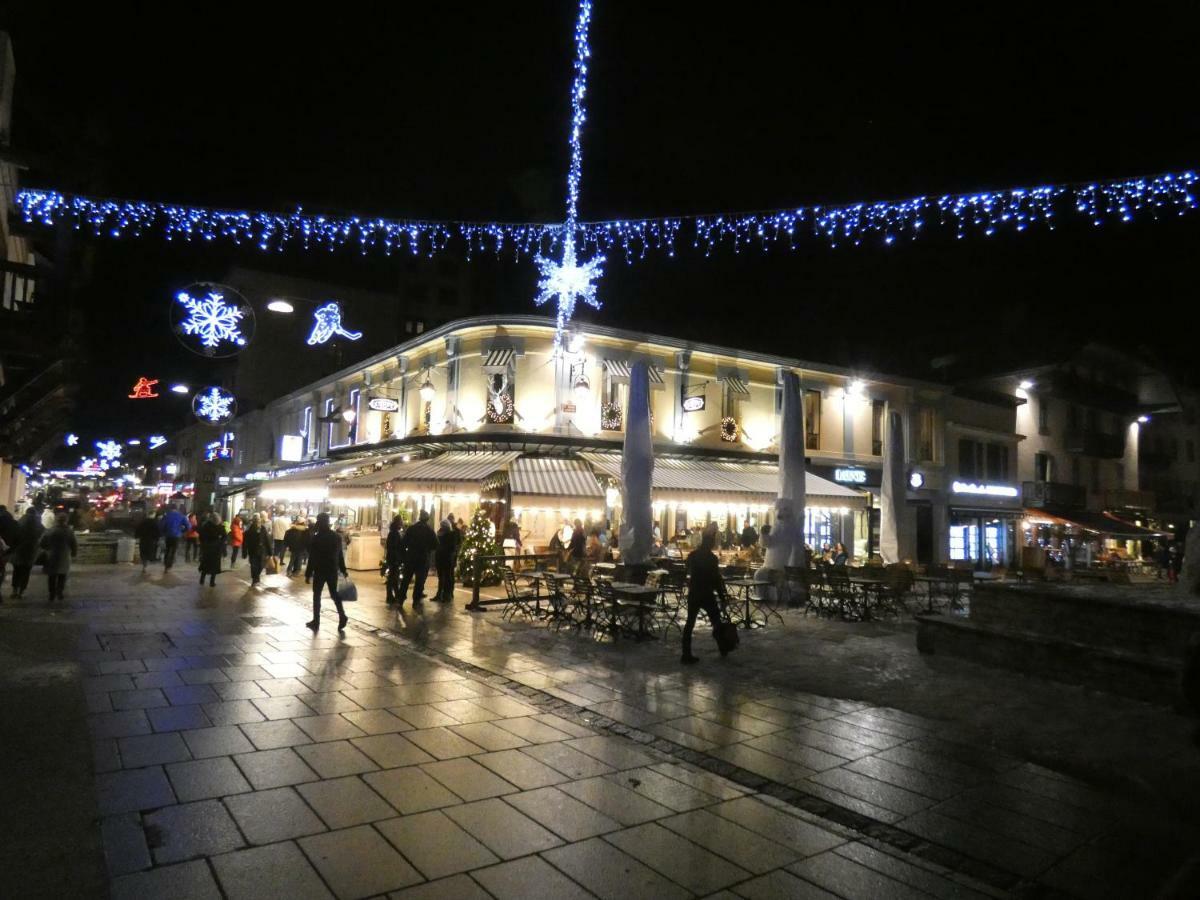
5;3;1199;446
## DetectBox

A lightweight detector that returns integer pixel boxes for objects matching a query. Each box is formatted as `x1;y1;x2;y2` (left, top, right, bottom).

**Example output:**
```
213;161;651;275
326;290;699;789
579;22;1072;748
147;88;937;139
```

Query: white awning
510;457;604;499
580;453;867;509
328;451;520;501
260;463;342;502
603;359;665;384
482;348;515;369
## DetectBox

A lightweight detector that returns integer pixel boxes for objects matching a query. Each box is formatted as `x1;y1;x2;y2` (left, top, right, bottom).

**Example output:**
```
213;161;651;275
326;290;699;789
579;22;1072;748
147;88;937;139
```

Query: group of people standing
547;518;614;578
0;504;78;603
384;511;463;606
137;506;276;587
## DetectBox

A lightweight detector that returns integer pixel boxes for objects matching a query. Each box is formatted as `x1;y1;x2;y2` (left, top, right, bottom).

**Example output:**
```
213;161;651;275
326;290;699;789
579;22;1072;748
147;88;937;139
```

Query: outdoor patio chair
501;569;538;621
784;566;811;610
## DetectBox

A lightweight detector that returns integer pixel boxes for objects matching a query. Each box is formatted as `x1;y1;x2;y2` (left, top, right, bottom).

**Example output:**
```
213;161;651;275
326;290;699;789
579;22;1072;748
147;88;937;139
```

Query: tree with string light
456;507;504;587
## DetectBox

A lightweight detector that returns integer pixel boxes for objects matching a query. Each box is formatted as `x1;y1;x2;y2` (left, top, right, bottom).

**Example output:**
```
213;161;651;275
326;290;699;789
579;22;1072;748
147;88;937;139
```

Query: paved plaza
2;563;1199;899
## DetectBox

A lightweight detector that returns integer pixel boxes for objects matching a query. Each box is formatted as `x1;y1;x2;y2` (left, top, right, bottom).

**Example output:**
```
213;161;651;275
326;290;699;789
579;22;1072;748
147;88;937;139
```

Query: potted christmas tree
456;507;504;587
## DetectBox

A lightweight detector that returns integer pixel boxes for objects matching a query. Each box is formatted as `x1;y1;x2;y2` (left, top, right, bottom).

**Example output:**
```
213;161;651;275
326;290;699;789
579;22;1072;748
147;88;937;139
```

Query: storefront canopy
1026;508;1169;539
579;453;867;509
259;462;345;503
328;451;520;501
510;456;605;511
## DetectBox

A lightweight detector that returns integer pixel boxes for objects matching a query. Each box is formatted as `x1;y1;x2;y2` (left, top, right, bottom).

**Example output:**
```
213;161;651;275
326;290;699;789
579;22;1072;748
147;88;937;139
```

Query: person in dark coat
39;512;78;604
681;531;729;664
0;505;22;593
285;518;310;576
434;518;457;602
568;518;586;573
9;508;45;600
385;516;405;605
136;514;160;572
739;522;758;549
197;513;226;586
243;516;268;585
399;510;438;604
304;512;348;632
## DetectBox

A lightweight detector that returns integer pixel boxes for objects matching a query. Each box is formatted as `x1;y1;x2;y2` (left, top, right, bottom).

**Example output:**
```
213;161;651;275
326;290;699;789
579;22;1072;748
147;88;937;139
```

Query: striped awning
603;359;664;384
580;453;867;508
722;375;751;396
482;348;515;369
510;456;604;499
328;451;520;500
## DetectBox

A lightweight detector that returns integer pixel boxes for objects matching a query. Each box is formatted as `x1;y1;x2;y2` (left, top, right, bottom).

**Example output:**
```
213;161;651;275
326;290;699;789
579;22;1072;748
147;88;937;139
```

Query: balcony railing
1023;480;1086;509
1063;429;1126;459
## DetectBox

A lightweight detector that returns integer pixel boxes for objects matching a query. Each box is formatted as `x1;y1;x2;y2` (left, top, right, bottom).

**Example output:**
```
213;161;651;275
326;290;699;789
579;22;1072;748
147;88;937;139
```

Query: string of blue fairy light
15;170;1197;263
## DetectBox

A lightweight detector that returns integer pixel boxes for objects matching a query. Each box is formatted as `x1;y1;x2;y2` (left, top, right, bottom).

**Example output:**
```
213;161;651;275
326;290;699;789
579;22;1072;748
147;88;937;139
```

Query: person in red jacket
229;515;245;567
184;512;200;562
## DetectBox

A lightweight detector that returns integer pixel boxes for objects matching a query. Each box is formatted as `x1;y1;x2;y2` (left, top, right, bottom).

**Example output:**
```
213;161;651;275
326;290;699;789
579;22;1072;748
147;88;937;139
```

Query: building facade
181;315;1024;569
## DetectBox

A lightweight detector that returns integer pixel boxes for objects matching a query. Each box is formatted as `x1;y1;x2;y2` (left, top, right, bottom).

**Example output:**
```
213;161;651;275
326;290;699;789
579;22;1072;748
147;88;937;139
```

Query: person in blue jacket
159;505;190;571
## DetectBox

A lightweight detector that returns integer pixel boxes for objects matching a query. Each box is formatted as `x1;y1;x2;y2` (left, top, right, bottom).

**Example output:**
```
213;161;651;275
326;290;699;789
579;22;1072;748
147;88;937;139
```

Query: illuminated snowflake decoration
176;289;246;350
96;440;123;463
65;433;79;446
534;242;605;344
193;386;237;424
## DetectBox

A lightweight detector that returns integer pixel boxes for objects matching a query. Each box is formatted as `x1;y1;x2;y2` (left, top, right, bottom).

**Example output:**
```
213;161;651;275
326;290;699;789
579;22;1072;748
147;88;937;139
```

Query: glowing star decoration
128;377;160;399
193;386;237;424
148;435;168;450
306;302;363;346
534;0;605;344
65;433;79;447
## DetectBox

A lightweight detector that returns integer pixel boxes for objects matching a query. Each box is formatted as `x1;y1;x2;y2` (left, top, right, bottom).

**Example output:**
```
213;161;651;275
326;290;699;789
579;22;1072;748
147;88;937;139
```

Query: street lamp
170;383;190;394
267;299;295;314
419;375;436;402
341;407;357;423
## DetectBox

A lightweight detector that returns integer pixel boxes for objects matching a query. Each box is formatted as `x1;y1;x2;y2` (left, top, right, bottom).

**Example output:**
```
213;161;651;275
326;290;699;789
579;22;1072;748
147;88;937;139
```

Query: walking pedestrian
304;512;348;632
9;507;45;600
385;516;404;605
285;517;310;576
184;512;200;562
197;512;225;587
159;505;188;571
136;513;160;572
434;518;456;602
681;531;729;664
0;504;21;594
243;515;267;585
398;510;438;604
271;510;291;563
229;515;244;566
568;518;586;574
39;512;77;604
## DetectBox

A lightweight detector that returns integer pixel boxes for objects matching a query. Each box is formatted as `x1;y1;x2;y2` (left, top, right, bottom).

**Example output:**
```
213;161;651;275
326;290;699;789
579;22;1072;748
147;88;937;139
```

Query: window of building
415;321;425;334
1037;396;1050;434
348;388;360;443
1034;452;1052;482
323;398;334;449
958;439;981;479
804;390;821;451
986;443;1009;481
918;407;935;461
871;400;885;456
302;406;313;455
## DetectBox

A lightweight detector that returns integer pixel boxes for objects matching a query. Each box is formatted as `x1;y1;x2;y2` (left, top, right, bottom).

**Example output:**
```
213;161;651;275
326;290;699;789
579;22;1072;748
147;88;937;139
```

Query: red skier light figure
128;377;160;399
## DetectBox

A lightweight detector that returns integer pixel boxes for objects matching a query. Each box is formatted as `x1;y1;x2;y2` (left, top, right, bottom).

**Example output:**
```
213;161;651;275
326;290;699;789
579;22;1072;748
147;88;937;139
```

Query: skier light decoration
534;0;604;346
306;301;363;346
193;386;237;424
172;283;255;358
128;377;160;399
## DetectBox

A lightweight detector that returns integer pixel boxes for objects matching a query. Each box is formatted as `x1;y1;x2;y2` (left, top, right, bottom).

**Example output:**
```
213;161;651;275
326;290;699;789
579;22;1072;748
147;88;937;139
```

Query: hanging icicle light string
17;170;1196;263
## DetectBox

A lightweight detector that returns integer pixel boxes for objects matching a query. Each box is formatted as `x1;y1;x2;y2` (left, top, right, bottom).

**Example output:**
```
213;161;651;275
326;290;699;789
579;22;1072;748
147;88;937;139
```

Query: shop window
804;390;821;450
1037;396;1050;434
1034;451;1052;482
803;508;833;550
871;400;884;456
917;407;935;461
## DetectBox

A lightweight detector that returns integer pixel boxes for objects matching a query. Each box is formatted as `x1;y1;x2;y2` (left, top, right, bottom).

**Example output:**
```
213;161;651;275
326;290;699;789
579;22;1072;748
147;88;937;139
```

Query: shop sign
682;395;706;412
833;467;867;484
368;397;399;412
563;402;577;413
951;480;1018;498
280;434;304;462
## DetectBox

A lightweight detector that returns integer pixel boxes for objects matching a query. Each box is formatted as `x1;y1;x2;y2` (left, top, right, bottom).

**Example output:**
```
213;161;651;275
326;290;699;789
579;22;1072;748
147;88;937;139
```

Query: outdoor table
608;582;662;640
847;576;889;621
538;572;574;619
723;577;764;629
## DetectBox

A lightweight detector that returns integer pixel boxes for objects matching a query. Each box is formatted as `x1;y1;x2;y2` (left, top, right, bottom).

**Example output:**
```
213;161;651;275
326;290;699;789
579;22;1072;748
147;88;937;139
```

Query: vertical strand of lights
533;0;606;344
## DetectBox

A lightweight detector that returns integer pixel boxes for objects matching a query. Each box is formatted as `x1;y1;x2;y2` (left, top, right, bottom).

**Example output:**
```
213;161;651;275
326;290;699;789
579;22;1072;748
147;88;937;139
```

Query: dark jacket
569;527;586;560
386;526;405;567
198;520;226;575
402;520;438;564
135;517;160;544
40;524;78;575
0;511;20;558
739;526;758;549
435;523;455;563
12;513;45;566
285;525;309;553
306;527;348;579
242;523;267;558
686;547;727;605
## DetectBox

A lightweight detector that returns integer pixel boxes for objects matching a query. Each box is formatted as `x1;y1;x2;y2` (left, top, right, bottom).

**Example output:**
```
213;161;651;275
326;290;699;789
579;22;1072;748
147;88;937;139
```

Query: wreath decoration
486;372;515;424
720;416;739;442
601;402;623;431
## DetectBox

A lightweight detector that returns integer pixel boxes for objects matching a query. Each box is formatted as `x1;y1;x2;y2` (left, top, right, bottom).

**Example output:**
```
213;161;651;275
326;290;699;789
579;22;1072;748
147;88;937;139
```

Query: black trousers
11;564;32;594
435;557;455;600
248;553;264;583
47;573;67;601
230;546;241;566
185;539;198;562
140;540;157;567
312;573;346;620
163;537;179;569
399;561;429;601
288;550;305;575
681;593;723;657
386;563;402;604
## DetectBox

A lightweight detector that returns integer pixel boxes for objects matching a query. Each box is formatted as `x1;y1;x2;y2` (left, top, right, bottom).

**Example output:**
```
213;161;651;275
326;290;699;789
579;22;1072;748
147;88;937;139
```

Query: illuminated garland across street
16;170;1196;263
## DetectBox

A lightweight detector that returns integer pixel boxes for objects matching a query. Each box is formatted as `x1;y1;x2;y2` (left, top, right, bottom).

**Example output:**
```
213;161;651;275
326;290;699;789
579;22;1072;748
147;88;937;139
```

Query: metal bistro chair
825;567;858;619
749;570;786;626
568;575;596;632
540;572;573;629
612;585;658;641
879;564;915;618
593;578;621;640
784;566;810;611
501;568;539;621
656;570;688;635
